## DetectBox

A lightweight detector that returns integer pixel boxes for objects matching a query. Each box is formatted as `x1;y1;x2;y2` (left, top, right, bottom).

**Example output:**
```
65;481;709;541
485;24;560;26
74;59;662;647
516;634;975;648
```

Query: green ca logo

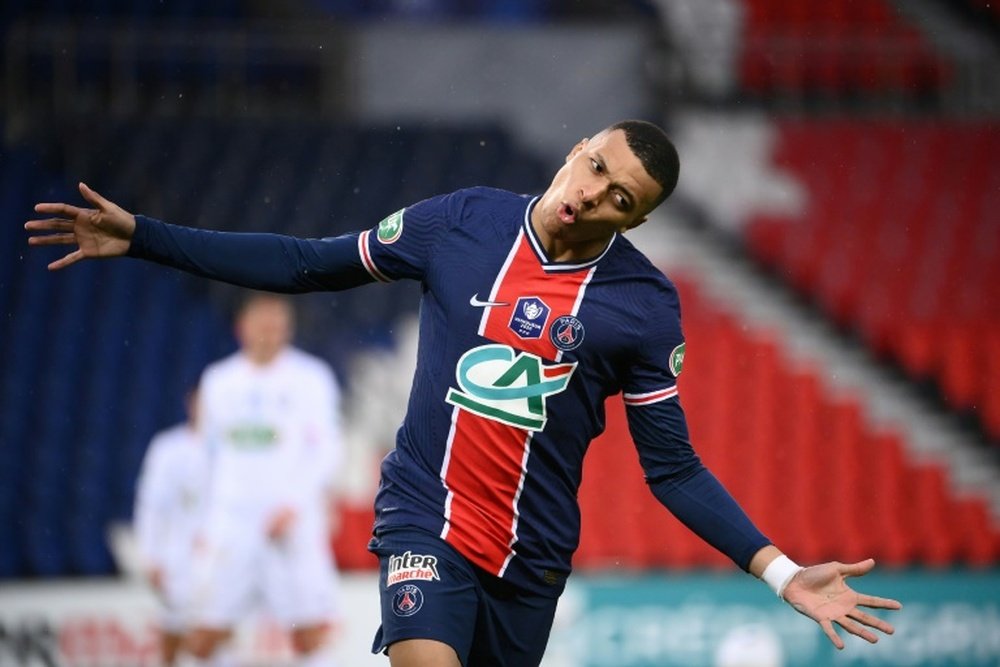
445;344;577;431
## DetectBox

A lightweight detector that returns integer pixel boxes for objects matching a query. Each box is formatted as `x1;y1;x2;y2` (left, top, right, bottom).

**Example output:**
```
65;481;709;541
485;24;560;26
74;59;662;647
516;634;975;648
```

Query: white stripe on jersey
623;386;679;406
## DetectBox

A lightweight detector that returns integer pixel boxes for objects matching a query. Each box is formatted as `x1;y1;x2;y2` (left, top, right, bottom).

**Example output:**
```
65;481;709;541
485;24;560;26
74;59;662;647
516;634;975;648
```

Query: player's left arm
623;284;900;648
629;400;901;648
750;548;901;649
625;398;769;570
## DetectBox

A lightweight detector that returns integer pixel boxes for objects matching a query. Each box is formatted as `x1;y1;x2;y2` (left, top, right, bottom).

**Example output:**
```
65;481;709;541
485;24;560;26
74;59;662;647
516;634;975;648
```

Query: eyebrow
594;151;636;210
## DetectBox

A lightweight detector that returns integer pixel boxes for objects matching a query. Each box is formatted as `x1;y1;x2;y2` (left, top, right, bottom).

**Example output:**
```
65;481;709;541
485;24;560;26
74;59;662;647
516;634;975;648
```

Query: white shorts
190;513;341;629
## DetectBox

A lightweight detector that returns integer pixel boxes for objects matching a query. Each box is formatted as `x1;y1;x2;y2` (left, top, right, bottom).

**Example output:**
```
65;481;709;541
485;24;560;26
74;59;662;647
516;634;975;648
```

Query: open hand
782;558;902;649
25;182;135;270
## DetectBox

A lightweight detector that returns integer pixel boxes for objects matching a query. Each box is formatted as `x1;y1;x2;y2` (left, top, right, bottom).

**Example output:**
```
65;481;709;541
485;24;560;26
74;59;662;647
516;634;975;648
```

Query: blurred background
1;0;998;665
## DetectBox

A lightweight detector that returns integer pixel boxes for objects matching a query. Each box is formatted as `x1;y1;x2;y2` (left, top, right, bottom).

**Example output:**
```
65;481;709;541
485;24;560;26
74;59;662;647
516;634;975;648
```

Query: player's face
532;129;663;261
236;297;293;364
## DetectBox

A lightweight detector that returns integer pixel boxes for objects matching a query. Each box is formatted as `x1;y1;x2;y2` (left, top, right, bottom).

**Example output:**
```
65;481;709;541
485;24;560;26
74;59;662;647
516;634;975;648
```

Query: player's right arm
28;183;135;269
27;182;375;293
28;183;467;293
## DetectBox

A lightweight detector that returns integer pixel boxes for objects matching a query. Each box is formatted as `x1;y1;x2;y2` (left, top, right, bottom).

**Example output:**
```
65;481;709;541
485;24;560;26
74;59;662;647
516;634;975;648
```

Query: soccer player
134;388;208;666
27;119;901;667
183;293;345;667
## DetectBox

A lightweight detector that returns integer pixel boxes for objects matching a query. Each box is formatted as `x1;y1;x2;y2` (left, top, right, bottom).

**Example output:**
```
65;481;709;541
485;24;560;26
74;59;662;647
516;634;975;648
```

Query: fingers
839;558;876;577
835;617;879;644
34;202;82;218
858;593;903;610
819;619;845;650
848;609;896;636
28;233;76;246
26;219;77;249
25;218;75;232
48;249;83;271
79;182;110;211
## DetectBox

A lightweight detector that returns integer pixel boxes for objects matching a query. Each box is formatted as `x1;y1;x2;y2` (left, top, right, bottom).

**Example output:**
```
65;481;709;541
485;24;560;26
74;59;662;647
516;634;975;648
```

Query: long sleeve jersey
129;186;770;596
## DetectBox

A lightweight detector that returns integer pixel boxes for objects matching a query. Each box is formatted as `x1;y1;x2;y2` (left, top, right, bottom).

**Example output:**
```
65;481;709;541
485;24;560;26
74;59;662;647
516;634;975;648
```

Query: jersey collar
523;197;617;272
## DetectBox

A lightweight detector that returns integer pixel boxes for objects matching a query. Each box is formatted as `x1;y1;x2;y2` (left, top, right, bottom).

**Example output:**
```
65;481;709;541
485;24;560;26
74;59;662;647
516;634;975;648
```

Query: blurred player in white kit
134;388;209;666
185;292;345;667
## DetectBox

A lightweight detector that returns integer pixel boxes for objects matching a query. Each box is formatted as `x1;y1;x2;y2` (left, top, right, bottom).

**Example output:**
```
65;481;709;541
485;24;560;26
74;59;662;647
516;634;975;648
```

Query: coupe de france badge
550;315;585;351
509;296;550;340
377;209;404;244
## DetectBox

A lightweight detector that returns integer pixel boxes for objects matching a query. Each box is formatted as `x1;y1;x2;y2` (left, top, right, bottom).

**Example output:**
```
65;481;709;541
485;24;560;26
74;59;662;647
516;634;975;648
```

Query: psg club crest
550;315;585;351
509;296;551;340
392;584;424;617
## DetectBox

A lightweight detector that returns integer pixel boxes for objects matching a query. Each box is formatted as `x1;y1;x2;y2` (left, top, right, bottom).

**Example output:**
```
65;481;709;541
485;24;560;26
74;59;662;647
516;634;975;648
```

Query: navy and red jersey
130;186;770;598
359;187;688;593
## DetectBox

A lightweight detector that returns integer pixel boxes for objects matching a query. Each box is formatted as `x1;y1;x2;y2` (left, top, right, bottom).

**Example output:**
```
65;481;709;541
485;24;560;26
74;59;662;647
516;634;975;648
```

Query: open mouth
558;202;577;223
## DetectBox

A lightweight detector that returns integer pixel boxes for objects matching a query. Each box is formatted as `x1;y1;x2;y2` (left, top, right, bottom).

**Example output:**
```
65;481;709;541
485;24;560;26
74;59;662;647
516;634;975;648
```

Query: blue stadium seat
1;119;550;577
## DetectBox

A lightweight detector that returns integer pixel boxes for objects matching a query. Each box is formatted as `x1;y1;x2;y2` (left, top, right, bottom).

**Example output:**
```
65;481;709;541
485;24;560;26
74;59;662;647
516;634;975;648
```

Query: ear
566;137;589;163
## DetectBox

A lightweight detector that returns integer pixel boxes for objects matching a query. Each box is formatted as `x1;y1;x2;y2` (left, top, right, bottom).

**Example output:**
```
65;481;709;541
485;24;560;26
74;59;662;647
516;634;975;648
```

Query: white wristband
761;555;804;599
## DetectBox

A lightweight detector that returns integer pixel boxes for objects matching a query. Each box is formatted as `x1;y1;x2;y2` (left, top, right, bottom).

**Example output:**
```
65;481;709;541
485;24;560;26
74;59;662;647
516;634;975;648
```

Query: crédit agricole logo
445;344;576;431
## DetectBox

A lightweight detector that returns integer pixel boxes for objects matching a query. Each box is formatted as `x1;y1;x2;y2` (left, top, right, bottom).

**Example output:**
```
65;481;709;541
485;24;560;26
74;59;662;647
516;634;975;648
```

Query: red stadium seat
985;329;1000;440
736;0;950;97
912;465;961;567
330;502;377;570
745;120;1000;445
868;431;920;565
938;324;980;412
576;276;999;573
955;498;1000;566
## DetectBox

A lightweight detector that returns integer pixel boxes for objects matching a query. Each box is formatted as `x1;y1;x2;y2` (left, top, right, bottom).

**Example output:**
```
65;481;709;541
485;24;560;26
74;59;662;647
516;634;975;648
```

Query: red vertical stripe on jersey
443;232;593;576
481;236;592;362
442;411;531;573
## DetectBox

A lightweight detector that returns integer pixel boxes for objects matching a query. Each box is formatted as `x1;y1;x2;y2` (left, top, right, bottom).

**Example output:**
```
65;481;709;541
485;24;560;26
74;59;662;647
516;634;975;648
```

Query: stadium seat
737;0;950;98
576;275;999;572
745;120;1000;442
912;465;961;567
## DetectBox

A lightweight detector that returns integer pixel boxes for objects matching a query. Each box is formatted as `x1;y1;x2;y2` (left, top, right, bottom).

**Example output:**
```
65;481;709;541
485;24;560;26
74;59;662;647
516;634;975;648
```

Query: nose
579;179;607;209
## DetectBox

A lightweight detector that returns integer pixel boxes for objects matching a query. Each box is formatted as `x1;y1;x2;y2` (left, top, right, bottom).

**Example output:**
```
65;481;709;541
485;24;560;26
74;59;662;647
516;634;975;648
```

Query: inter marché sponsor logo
387;550;441;586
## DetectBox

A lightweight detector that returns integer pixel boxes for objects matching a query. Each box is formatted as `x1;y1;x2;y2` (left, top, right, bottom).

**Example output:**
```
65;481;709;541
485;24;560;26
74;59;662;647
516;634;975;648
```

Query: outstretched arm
627;400;901;649
26;183;376;293
749;547;901;650
27;183;136;270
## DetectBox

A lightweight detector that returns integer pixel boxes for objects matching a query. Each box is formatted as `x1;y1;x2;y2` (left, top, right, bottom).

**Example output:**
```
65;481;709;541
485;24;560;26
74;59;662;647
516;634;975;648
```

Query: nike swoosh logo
469;293;509;308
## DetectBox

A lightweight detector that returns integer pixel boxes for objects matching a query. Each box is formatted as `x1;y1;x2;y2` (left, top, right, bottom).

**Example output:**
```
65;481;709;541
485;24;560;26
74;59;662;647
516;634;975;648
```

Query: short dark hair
608;119;680;210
